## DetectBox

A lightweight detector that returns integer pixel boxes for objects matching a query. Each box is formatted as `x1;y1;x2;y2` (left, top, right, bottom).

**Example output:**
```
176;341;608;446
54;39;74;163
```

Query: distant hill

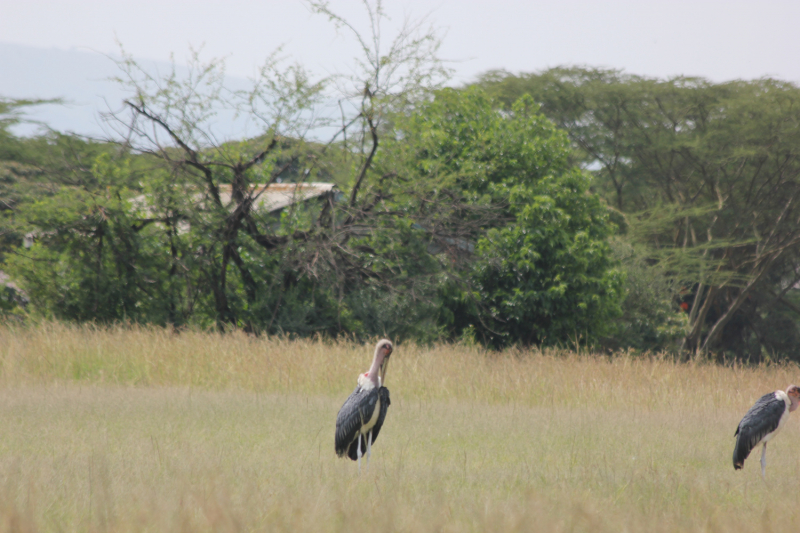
0;42;132;137
0;42;256;139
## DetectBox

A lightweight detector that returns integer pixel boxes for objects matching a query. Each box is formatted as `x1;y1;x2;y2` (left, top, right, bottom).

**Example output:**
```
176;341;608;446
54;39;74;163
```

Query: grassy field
0;323;799;532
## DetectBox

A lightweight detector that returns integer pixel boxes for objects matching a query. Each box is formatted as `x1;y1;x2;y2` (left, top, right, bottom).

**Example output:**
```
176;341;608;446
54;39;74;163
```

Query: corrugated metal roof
131;182;338;215
217;182;337;212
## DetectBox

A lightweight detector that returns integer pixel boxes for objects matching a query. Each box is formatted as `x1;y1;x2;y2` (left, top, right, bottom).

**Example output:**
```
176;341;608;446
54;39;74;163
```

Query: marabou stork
733;384;800;478
335;339;393;472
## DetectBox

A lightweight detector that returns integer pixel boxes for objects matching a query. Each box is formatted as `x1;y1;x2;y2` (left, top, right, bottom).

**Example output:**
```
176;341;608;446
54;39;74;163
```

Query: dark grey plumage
334;339;393;472
733;392;786;470
335;385;391;460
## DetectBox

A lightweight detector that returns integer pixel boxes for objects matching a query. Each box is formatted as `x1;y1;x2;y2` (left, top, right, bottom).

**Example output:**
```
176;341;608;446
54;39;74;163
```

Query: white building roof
218;182;337;213
131;182;338;215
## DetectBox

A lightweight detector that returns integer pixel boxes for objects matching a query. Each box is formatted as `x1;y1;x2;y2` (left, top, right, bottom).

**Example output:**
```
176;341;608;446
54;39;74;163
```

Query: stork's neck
364;348;383;387
790;395;799;412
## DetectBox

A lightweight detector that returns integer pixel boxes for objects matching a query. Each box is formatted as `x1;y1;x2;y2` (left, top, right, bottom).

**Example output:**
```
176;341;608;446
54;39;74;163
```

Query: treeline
478;68;800;360
3;14;800;360
0;86;620;350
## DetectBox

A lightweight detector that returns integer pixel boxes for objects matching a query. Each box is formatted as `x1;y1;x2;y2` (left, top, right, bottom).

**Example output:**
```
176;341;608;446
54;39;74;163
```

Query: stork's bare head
786;385;800;412
376;339;393;384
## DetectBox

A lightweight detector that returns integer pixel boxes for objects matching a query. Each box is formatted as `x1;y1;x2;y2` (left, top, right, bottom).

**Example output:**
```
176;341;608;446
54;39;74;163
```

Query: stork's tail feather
335;430;353;457
732;434;751;471
347;435;364;461
336;434;357;458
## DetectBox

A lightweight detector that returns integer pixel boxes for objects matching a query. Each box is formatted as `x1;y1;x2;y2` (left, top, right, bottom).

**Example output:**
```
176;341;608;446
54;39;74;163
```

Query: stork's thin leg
356;435;363;474
366;430;373;472
760;443;767;479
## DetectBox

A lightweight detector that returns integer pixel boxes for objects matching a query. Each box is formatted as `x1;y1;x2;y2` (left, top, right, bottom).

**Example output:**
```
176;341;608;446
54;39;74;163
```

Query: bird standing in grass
335;339;393;473
733;384;800;478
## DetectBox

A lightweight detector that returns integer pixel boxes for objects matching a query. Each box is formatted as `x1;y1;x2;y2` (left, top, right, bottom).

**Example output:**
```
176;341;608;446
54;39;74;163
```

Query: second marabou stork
335;339;393;472
733;384;800;478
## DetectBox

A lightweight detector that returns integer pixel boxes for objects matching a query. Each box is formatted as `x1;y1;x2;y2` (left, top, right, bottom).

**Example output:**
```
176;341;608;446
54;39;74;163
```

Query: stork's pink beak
379;349;391;384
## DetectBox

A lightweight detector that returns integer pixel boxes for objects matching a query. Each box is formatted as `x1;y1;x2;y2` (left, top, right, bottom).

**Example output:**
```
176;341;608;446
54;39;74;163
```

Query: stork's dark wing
346;386;391;460
335;386;380;458
733;392;786;470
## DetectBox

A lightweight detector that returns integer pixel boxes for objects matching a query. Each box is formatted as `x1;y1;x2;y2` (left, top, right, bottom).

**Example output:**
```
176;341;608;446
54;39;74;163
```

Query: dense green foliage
13;37;800;359
373;89;622;346
469;171;622;347
477;68;800;360
1;87;622;348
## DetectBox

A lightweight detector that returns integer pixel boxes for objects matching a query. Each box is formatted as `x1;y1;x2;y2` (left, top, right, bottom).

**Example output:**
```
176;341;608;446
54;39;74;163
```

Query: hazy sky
3;0;800;84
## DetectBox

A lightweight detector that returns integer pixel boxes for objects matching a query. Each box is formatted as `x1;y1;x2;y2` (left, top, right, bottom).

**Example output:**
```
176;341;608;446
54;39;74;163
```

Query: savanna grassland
0;323;798;532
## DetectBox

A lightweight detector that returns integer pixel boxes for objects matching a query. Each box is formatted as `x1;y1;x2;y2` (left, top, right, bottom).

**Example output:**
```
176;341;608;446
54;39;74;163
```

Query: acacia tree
6;9;625;347
0;100;145;319
0;97;61;252
96;0;450;332
479;68;800;359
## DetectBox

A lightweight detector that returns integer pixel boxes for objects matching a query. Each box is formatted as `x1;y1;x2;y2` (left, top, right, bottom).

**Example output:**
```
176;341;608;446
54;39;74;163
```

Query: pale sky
3;0;800;83
2;0;799;136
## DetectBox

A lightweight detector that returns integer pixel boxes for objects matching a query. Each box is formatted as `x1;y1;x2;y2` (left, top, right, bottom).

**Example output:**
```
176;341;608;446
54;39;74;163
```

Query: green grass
0;322;798;531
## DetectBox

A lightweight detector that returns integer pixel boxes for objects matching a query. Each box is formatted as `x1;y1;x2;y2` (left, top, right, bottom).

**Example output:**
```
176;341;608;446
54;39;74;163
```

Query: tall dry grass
0;321;791;411
0;322;798;532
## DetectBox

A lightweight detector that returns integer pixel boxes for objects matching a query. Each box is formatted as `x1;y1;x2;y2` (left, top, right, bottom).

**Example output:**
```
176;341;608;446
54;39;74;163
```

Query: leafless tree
102;1;450;330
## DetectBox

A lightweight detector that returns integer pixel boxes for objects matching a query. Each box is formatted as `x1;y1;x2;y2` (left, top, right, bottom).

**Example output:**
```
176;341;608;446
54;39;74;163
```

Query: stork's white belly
361;397;381;433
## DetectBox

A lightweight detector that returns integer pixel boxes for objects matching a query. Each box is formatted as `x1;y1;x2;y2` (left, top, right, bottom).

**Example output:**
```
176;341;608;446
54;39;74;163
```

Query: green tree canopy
477;68;800;359
3;84;624;349
371;88;623;347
